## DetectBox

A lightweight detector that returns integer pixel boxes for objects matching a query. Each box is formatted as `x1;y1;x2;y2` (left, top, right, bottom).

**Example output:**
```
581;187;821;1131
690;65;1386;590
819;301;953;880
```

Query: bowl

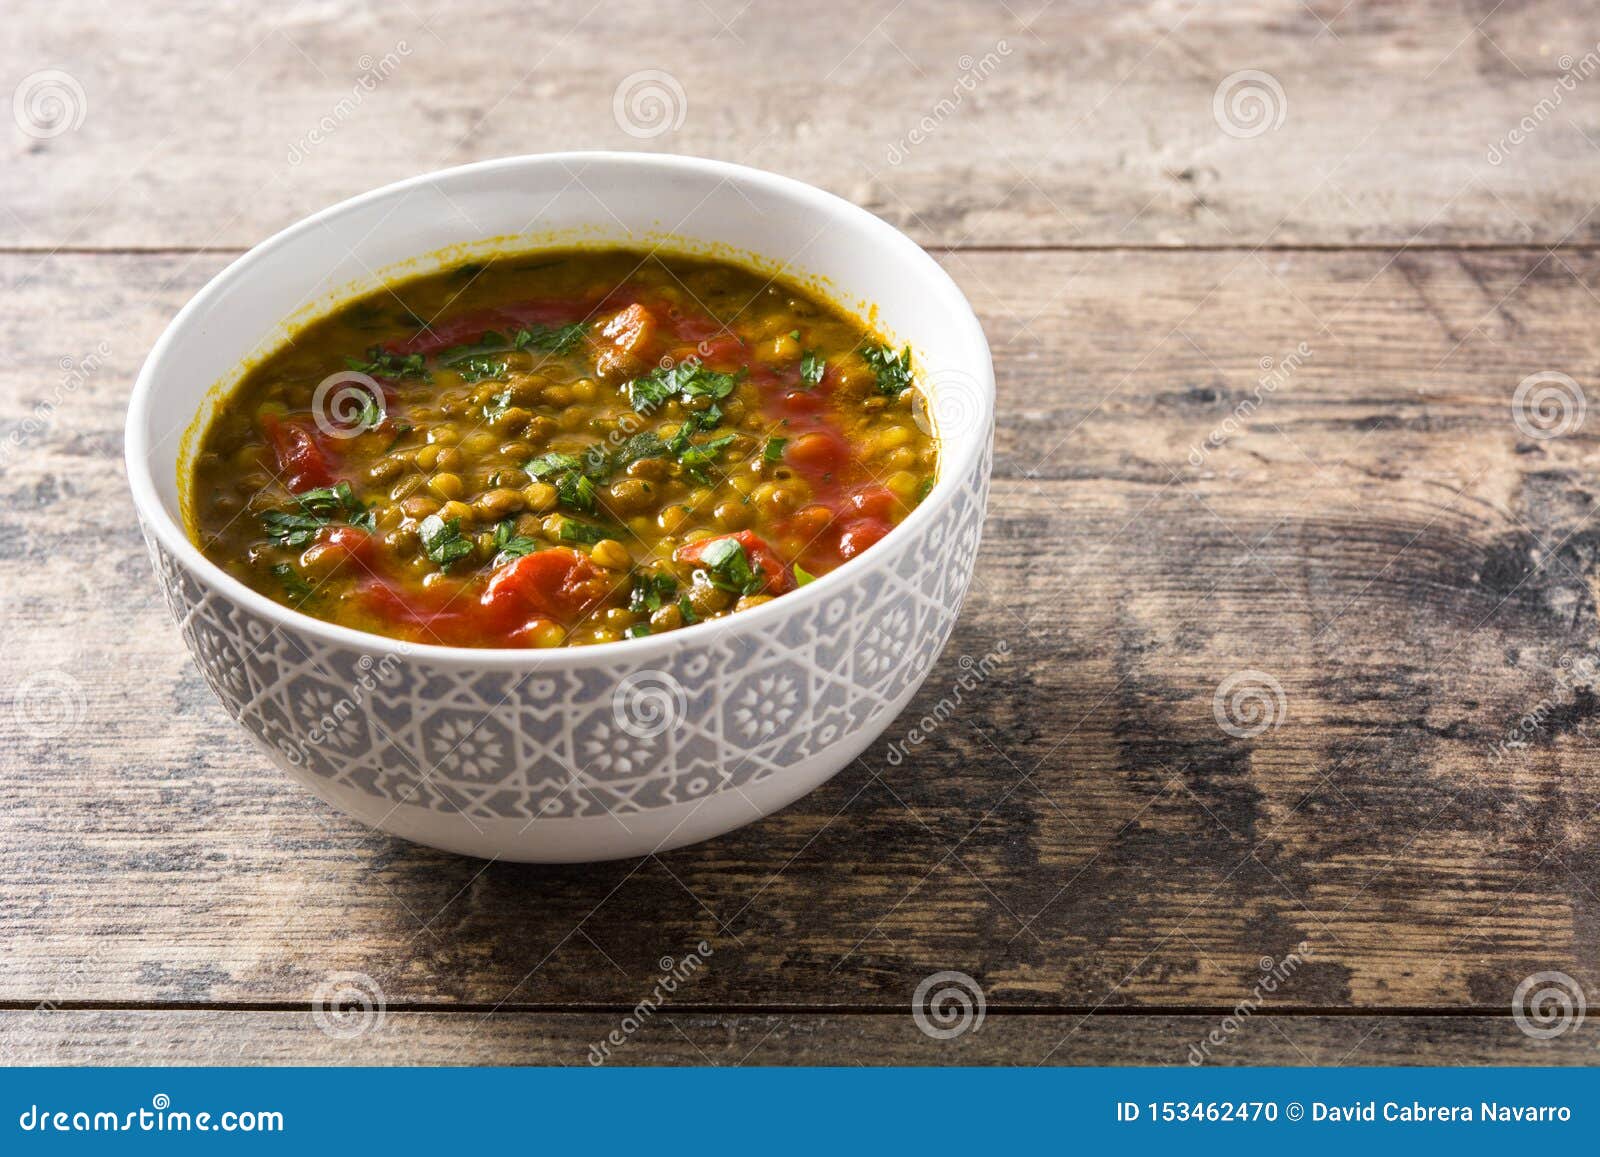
126;153;994;862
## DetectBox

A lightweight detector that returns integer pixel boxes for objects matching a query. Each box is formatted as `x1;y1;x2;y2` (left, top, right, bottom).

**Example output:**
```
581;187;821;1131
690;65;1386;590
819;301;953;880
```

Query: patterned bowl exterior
146;435;990;860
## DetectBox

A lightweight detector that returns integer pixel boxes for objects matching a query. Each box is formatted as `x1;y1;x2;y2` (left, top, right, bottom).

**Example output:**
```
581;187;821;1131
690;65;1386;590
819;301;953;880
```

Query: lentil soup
188;249;939;648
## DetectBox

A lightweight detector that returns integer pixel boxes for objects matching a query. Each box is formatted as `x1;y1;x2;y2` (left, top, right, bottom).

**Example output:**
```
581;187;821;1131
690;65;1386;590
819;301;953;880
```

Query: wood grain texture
2;1012;1589;1067
3;249;1598;1043
5;0;1600;249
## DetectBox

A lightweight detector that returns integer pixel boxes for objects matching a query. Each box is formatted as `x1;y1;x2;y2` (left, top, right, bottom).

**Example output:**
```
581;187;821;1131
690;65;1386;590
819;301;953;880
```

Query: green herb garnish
555;470;598;513
490;519;539;567
861;343;913;396
624;624;653;639
556;517;615;545
678;433;736;483
513;322;587;355
455;355;509;384
346;346;429;381
677;596;699;625
419;515;473;568
629;571;679;614
270;563;315;604
259;483;367;548
763;436;788;464
482;387;515;422
624;359;743;414
697;537;764;596
799;350;824;388
526;452;584;479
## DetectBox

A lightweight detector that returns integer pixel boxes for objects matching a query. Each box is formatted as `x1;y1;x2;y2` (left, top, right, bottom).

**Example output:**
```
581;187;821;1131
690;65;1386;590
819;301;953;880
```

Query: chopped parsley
665;407;722;455
436;324;585;378
346;346;429;381
799;350;824;388
454;354;509;383
678;433;736;483
624;624;653;639
629;571;679;614
490;519;539;567
697;537;765;596
419;514;473;568
482;386;515;421
555;470;598;513
526;452;584;479
270;563;315;604
514;322;587;355
526;431;678;514
624;359;743;414
861;343;913;396
677;595;699;625
259;482;369;548
763;436;788;464
556;517;615;545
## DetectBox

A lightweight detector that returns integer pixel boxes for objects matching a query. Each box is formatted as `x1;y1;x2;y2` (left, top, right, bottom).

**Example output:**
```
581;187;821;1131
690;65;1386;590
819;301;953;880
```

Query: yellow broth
188;249;939;647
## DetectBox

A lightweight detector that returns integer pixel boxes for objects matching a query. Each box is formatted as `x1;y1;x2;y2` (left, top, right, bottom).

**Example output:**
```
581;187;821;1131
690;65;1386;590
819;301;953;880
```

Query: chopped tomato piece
260;414;337;492
299;525;377;579
785;429;848;477
480;548;607;625
594;303;659;380
837;519;890;560
848;487;898;522
358;578;478;644
690;334;744;368
676;530;794;595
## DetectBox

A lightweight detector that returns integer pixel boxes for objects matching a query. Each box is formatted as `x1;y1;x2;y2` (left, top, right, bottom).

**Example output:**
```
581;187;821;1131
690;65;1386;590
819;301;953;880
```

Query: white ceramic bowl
126;153;994;862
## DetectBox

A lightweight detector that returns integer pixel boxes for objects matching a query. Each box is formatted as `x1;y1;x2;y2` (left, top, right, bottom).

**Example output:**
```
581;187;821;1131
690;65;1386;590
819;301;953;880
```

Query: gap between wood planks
0;1001;1541;1018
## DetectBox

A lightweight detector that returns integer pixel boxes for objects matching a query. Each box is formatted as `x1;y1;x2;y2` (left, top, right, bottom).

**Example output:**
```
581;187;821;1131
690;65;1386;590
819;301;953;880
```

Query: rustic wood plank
4;0;1598;248
2;249;1599;1016
3;1011;1593;1067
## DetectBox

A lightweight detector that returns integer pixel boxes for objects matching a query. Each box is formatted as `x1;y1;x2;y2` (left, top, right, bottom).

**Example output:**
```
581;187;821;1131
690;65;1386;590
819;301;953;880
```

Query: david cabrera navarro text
1311;1102;1571;1123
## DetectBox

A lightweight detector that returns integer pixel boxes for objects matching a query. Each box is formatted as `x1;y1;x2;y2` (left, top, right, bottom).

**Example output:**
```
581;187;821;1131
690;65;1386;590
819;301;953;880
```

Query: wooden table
4;0;1600;1065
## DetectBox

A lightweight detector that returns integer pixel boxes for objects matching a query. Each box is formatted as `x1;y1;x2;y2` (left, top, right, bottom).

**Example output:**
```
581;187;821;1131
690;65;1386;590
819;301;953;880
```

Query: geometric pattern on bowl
145;435;990;822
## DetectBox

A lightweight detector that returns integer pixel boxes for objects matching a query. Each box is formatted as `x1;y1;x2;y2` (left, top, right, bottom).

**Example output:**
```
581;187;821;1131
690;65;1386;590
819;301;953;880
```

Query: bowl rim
125;151;994;670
